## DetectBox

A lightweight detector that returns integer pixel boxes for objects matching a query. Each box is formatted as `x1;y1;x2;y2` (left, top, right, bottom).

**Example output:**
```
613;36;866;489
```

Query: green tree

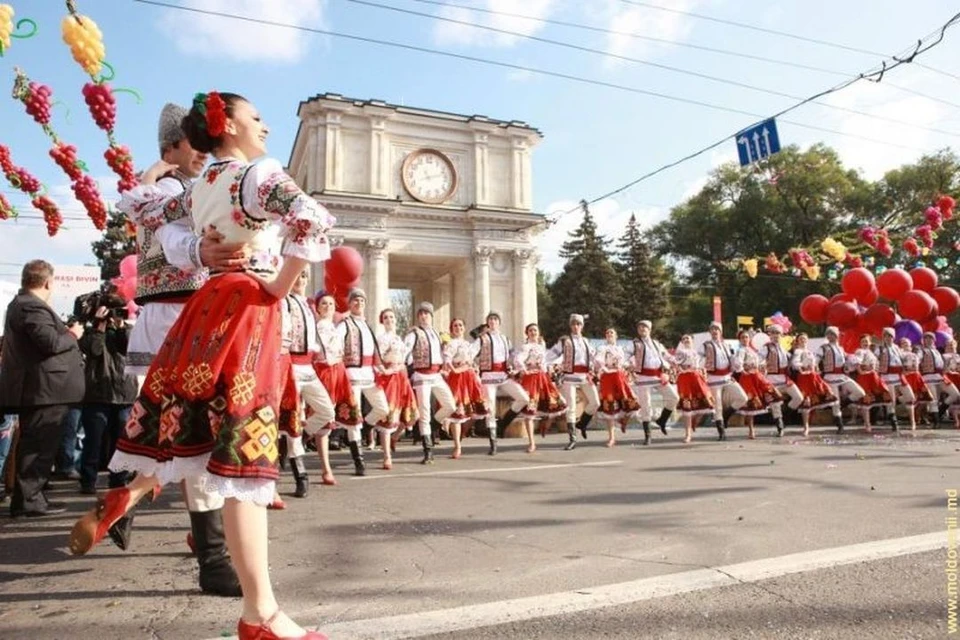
615;213;671;336
548;201;624;338
91;206;136;281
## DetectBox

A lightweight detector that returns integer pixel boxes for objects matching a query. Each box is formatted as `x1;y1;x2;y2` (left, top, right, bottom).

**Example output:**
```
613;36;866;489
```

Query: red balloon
829;293;856;305
859;287;878;306
326;246;365;284
877;268;913;301
931;286;960;315
334;292;350;313
799;294;830;324
909;267;938;292
839;330;861;354
922;316;941;332
842;268;876;302
826;301;859;328
898;290;936;321
863;303;895;332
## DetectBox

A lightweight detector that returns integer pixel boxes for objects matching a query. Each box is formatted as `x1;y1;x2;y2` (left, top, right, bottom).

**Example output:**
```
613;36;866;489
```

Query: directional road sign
736;118;781;167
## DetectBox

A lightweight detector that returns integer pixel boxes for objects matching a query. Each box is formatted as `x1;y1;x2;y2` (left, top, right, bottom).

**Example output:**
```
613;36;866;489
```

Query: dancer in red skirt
674;335;715;443
898;339;929;431
375;308;419;468
69;92;333;640
594;328;640;447
312;292;362;485
944;339;960;428
442;318;488;459
733;347;783;440
513;323;567;453
851;344;892;433
789;333;839;436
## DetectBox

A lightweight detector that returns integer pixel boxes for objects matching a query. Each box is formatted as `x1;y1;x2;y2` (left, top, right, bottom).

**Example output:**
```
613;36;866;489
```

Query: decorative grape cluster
22;80;52;125
0;4;14;53
82;81;115;131
50;142;82;180
0;192;13;220
61;10;105;76
71;174;107;230
32;195;62;236
104;143;137;192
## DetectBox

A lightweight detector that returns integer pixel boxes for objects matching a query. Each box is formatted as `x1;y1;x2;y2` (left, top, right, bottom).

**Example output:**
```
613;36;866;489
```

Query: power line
401;0;960;111
133;0;943;155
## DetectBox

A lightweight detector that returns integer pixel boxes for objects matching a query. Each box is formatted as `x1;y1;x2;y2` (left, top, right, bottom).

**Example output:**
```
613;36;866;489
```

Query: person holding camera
78;305;137;495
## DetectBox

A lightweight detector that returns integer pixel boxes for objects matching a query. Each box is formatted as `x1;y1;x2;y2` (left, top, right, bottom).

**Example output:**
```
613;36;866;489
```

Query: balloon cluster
0;143;62;235
61;0;105;77
0;4;38;56
322;246;365;313
800;266;957;352
0;191;13;220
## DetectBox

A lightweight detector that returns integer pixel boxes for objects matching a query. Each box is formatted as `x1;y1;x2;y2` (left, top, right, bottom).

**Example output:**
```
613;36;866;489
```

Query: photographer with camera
77;300;137;495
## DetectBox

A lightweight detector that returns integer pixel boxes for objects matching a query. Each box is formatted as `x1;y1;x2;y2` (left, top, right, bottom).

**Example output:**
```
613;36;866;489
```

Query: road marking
351;460;624;480
241;530;946;640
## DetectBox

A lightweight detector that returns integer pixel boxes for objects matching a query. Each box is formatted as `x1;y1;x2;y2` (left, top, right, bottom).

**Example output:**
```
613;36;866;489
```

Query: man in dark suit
0;260;85;516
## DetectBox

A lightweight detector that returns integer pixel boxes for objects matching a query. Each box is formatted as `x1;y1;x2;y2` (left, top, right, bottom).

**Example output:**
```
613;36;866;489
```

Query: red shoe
69;487;132;555
186;532;196;555
237;612;328;640
267;498;287;510
320;474;338;486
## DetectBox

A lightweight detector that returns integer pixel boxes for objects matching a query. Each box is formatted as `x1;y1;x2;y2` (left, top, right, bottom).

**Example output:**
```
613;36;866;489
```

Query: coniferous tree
91;207;136;280
616;213;671;336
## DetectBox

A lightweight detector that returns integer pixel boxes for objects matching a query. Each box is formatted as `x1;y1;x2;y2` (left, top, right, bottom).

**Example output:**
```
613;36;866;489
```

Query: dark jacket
79;324;138;405
0;290;85;410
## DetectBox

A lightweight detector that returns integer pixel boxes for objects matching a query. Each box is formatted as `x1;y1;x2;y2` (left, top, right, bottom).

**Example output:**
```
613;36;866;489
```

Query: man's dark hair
21;259;53;290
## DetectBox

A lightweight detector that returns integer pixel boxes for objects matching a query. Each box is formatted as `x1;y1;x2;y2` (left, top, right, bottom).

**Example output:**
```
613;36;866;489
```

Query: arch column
474;246;494;321
366;238;390;322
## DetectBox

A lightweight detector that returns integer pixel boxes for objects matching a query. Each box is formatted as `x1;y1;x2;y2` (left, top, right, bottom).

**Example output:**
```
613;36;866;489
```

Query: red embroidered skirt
117;273;288;481
519;371;566;418
314;361;362;428
375;369;419;430
598;371;641;418
676;370;714;415
445;369;489;423
736;372;784;415
855;371;893;407
278;354;301;439
902;371;934;403
795;372;838;411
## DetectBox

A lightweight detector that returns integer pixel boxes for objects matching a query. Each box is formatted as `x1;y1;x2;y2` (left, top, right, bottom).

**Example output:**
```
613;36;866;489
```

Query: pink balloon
119;254;138;279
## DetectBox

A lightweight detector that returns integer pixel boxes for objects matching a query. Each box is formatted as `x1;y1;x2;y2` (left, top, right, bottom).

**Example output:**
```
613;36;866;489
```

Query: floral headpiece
192;91;227;137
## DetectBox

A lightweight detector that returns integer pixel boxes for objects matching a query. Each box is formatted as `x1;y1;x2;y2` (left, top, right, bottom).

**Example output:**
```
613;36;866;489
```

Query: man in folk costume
761;324;804;436
819;326;865;433
701;321;748;440
338;288;389;475
281;270;336;496
548;314;600;451
109;103;247;597
919;331;960;427
630;320;678;445
476;311;529;455
876;327;915;432
404;302;456;464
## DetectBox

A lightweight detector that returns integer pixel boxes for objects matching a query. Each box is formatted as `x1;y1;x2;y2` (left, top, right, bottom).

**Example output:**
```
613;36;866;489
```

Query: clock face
402;149;457;204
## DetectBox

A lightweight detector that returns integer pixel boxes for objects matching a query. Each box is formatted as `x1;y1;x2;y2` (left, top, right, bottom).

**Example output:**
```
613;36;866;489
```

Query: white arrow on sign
737;136;754;163
752;131;762;158
762;127;772;155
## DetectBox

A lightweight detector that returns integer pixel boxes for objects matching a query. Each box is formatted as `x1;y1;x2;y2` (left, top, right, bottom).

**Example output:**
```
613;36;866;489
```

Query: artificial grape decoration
71;174;107;230
22;80;53;126
0;4;13;54
104;144;137;192
50;142;83;180
0;144;63;236
0;192;14;220
82;81;116;131
61;1;105;77
32;195;63;236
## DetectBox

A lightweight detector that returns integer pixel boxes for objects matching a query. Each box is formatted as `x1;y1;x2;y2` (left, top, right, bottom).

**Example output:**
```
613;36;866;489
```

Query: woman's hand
140;160;178;185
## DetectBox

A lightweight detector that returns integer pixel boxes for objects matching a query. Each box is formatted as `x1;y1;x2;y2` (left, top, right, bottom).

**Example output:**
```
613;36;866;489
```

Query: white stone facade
287;93;544;341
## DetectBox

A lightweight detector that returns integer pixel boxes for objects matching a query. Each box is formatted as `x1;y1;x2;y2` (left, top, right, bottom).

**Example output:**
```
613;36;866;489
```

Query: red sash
489;362;507;372
572;365;590;373
291;353;313;365
638;367;663;376
415;365;442;374
886;366;903;374
709;367;731;376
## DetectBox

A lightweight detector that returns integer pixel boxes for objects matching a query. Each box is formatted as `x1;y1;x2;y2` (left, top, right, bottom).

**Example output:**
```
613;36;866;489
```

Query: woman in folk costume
513;323;567;453
442;318;488;459
70;93;334;640
918;331;960;428
732;345;783;440
594;328;641;447
374;308;419;469
673;334;715;443
850;342;893;433
898;337;930;431
311;292;361;486
789;333;839;436
943;339;960;427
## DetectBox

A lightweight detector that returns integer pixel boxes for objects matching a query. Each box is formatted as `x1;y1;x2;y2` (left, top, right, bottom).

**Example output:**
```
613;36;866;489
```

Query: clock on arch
401;148;458;204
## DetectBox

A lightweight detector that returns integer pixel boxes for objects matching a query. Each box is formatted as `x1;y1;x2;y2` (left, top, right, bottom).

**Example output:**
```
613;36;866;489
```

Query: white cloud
433;0;556;48
601;0;699;66
158;0;326;63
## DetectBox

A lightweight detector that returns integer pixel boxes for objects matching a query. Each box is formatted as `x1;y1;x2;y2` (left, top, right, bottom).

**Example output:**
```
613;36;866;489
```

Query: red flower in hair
205;92;227;137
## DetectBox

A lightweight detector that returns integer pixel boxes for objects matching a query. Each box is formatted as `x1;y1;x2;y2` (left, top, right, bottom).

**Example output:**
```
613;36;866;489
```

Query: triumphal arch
287;93;544;340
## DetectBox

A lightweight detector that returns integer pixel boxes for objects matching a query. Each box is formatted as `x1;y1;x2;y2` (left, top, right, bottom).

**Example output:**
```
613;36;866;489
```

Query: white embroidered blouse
378;330;407;368
514;341;549;374
315;317;343;365
444;337;479;370
594;344;628;374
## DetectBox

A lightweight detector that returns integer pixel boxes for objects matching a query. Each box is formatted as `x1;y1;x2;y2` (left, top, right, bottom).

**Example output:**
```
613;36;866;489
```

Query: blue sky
1;0;958;283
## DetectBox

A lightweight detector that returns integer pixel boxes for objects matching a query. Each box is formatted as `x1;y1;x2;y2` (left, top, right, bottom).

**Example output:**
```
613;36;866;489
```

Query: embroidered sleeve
155;218;204;272
243;158;336;263
118;178;192;232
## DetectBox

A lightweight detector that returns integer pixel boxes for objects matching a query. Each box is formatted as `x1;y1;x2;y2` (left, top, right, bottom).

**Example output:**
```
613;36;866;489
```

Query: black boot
563;422;577;451
655;409;672;434
348;441;366;476
714;419;726;441
497;409;519;438
421;434;435;464
834;414;845;434
575;412;592;440
775;416;784;437
642;422;651;445
488;435;497;456
291;456;309;498
890;411;900;433
189;509;242;597
108;513;135;551
277;436;288;471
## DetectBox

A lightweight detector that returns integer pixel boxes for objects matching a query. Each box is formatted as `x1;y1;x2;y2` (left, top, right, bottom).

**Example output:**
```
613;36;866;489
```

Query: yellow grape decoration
61;1;105;77
0;4;13;54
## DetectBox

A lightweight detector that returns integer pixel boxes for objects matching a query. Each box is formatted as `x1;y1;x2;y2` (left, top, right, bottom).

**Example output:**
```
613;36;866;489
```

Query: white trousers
633;383;679;422
887;381;916;407
826;378;865;417
350;383;390;439
412;374;456;437
711;381;748;421
484;379;530;436
927;380;960;412
561;380;601;423
183;474;225;512
293;364;336;437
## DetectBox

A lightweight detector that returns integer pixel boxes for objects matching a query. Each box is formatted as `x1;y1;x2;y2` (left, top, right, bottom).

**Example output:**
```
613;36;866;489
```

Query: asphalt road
0;423;957;639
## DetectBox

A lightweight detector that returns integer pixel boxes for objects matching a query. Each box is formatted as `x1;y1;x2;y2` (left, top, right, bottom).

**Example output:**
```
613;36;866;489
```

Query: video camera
71;287;128;325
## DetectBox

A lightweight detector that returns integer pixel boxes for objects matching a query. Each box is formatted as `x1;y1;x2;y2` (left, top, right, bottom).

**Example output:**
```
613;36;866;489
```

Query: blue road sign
735;118;781;166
